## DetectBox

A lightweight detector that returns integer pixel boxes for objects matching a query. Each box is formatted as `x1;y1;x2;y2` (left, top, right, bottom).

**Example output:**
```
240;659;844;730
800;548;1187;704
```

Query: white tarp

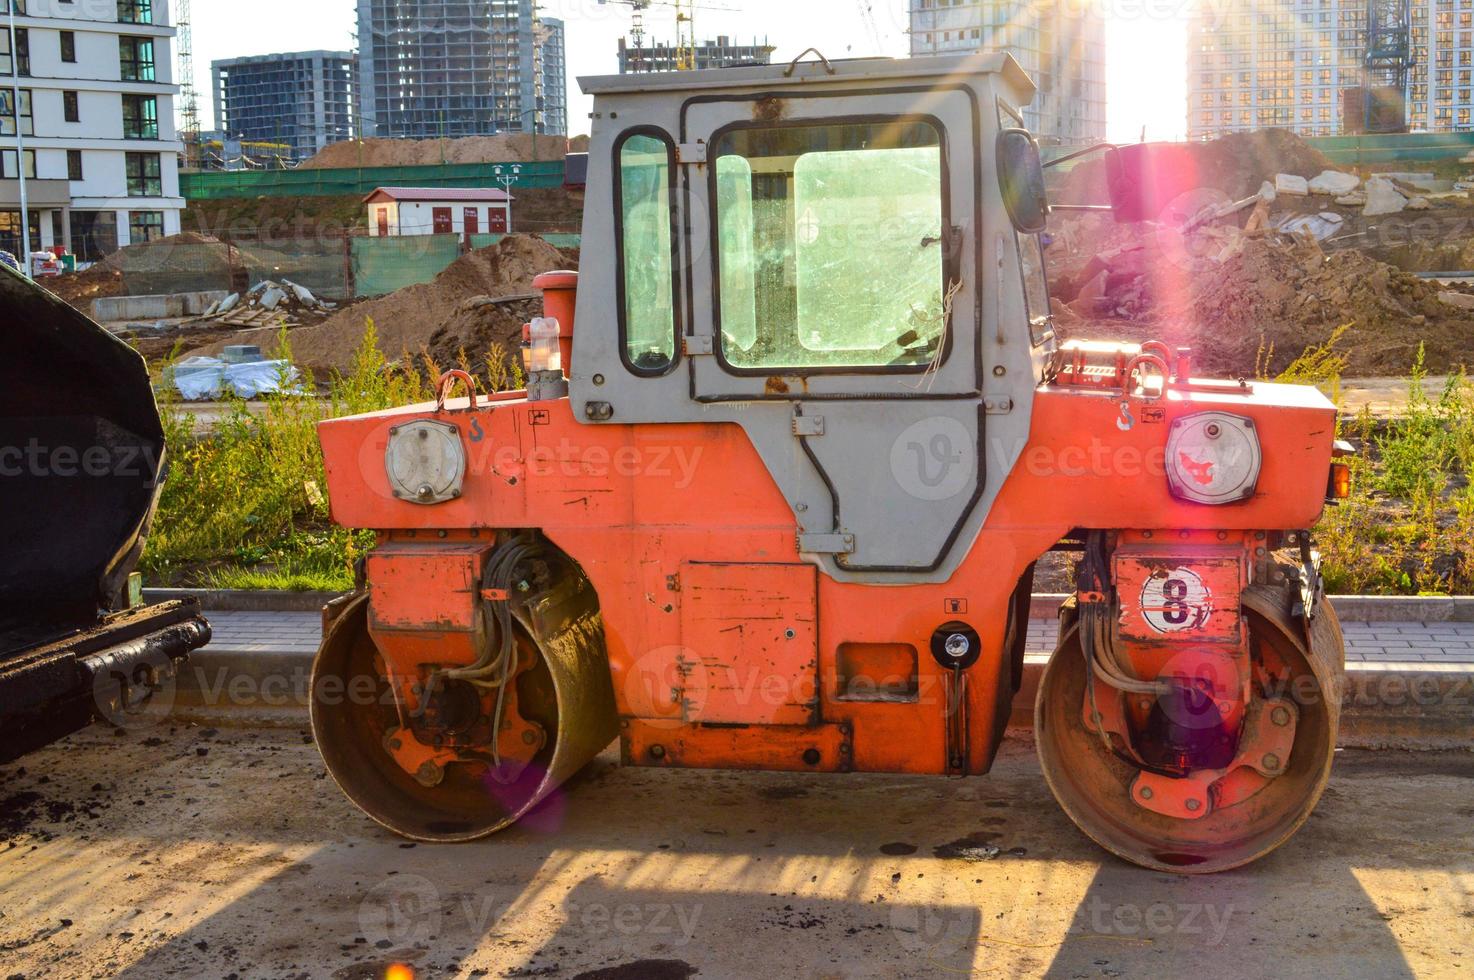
170;356;301;400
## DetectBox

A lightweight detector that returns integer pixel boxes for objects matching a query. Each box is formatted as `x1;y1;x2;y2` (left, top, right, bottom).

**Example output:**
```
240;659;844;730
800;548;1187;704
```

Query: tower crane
175;0;202;168
600;0;736;72
1362;0;1412;133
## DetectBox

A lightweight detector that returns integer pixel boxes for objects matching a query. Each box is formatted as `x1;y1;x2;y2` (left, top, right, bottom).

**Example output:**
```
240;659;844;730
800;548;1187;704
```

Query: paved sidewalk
208;610;1474;666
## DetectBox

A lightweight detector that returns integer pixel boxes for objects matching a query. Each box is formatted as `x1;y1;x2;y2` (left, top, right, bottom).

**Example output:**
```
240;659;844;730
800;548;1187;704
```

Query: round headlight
1165;411;1261;505
385;420;466;505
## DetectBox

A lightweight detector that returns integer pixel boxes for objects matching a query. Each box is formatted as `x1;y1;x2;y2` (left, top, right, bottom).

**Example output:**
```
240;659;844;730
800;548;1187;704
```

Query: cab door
680;88;986;573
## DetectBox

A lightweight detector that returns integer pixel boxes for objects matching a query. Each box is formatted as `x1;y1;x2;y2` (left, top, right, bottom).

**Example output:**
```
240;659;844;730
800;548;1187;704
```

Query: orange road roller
310;52;1348;872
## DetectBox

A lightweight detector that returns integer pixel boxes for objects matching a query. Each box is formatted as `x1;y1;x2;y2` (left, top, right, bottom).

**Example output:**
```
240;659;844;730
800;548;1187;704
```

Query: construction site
1;0;1472;975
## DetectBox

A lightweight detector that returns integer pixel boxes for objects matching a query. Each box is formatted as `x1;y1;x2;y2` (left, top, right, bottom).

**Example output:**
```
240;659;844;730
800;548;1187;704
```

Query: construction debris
1276;211;1345;241
1275;174;1311;196
1362;177;1409;217
177;235;570;378
1048;204;1474;377
1308;170;1361;196
199;278;336;328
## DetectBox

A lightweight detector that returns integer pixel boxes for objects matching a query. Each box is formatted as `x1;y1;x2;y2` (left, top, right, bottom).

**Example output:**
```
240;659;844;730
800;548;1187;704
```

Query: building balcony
0;178;71;208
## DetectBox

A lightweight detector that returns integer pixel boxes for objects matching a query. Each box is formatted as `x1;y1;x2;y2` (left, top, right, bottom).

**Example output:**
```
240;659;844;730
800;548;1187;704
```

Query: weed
142;321;518;591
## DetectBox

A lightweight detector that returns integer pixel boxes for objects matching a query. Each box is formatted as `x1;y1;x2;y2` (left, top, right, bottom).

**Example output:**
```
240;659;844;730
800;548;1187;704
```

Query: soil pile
41;232;227;311
40;262;124;308
300;134;572;169
181;235;570;377
1051;216;1474;377
1057;129;1337;207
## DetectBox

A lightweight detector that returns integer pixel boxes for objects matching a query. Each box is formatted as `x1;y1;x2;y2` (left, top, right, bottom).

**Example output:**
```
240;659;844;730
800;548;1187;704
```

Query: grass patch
1307;341;1474;595
141;321;508;591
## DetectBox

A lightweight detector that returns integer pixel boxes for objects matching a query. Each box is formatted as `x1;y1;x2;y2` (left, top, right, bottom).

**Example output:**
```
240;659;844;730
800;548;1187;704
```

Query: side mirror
997;129;1049;234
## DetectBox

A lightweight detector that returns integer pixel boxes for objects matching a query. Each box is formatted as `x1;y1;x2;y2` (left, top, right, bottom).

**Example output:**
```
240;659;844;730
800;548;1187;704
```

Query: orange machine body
318;370;1334;778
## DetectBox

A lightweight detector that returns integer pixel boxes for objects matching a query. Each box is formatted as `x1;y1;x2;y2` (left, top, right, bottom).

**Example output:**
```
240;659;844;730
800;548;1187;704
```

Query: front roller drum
1035;589;1344;873
310;588;618;842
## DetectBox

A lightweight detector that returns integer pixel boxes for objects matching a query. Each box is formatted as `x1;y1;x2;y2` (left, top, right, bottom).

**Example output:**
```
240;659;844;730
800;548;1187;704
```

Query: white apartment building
1189;1;1474;138
908;0;1107;142
1;0;183;261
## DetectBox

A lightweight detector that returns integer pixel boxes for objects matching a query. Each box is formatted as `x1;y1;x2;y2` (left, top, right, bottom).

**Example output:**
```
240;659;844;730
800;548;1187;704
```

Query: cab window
997;100;1052;347
712;120;947;372
1020;232;1053;346
616;131;678;373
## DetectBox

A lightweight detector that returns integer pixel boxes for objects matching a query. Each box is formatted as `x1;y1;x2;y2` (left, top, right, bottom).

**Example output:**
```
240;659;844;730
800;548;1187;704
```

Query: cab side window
616;131;678;374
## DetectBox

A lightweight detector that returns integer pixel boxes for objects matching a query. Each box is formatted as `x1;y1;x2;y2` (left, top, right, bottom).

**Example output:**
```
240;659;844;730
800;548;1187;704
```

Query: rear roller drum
311;585;617;842
1035;591;1343;873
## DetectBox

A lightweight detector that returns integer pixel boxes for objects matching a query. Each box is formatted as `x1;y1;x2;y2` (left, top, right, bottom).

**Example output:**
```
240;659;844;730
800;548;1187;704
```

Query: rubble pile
1048;128;1474;376
1050;214;1474;377
199;278;337;328
178;235;570;378
1058;129;1338;204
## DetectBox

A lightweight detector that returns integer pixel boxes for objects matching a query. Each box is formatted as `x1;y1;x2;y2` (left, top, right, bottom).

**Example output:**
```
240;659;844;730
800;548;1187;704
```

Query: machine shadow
1040;748;1474;978
104;745;1463;977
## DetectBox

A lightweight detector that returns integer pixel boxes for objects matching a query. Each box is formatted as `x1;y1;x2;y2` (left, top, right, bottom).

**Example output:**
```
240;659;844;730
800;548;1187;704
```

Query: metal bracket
683;335;713;356
798;532;855;555
792;414;825;437
677;142;708;164
983;393;1013;415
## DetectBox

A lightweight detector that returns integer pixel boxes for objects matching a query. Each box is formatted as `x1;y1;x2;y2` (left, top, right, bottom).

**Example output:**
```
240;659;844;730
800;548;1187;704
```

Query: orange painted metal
366;541;489;669
317;325;1336;779
622;719;852;772
1129;696;1298;820
678;562;818;725
532;270;579;371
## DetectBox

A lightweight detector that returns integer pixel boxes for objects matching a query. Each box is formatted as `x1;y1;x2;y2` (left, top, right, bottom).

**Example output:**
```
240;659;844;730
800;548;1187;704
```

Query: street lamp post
7;0;31;278
491;164;522;234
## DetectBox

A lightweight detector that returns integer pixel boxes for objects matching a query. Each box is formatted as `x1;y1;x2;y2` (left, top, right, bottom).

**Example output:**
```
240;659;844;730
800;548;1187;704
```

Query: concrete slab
91;290;228;321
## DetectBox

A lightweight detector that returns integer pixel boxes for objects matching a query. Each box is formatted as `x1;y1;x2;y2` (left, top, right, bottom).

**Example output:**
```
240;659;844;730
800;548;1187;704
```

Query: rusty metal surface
622;718;852;772
311;562;619;842
1035;587;1343;874
677;562;819;726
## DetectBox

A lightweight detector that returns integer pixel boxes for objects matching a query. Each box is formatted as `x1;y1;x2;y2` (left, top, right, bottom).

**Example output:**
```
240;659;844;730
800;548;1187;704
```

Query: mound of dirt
1051;216;1474;377
40;262;124;309
181;235;570;377
299;134;572;169
1057;129;1337;208
41;232;230;312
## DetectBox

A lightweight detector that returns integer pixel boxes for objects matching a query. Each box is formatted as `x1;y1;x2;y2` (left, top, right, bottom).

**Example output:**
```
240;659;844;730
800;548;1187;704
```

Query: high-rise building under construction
355;0;567;138
907;0;1107;142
